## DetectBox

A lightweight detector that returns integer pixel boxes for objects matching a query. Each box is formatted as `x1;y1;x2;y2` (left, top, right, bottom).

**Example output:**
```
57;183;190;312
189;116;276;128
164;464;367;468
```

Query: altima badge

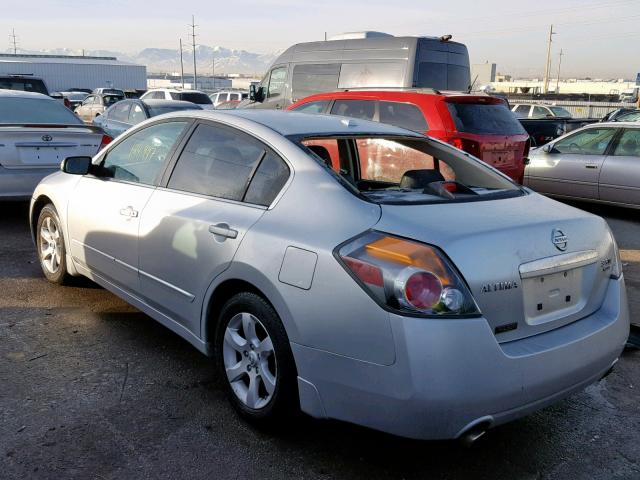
552;229;568;251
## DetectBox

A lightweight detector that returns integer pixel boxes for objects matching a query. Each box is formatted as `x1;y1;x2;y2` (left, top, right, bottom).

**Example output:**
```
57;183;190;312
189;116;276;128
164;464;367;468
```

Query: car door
137;121;290;334
599;127;640;206
76;96;95;122
67;120;191;293
527;127;617;199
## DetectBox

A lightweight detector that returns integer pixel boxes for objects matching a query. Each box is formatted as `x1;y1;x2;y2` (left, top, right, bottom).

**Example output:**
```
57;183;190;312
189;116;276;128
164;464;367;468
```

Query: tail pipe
456;417;493;447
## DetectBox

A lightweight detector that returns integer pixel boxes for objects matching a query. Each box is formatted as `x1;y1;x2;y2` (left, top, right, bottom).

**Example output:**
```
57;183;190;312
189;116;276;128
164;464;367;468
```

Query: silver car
30;110;629;442
525;122;640;209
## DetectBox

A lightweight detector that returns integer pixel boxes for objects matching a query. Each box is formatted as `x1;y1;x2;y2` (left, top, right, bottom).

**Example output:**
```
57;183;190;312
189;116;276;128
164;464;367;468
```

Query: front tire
36;204;69;284
216;292;298;424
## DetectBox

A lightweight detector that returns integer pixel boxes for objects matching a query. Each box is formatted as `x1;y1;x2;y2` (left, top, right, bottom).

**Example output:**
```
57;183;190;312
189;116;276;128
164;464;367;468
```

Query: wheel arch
30;194;55;244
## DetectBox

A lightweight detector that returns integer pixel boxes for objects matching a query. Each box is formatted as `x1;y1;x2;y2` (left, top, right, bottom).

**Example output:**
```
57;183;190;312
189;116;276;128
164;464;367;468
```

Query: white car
512;104;572;119
0;89;109;200
210;90;248;108
141;88;214;110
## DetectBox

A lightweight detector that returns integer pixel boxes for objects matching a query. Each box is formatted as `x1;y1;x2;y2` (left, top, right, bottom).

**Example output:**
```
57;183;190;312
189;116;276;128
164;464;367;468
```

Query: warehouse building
0;54;146;92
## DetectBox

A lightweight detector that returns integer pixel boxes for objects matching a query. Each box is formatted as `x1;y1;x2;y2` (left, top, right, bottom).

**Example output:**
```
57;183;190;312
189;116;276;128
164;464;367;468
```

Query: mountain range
4;45;278;75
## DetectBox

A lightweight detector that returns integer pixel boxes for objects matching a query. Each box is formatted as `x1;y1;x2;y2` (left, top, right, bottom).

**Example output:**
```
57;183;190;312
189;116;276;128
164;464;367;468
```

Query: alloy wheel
40;216;61;274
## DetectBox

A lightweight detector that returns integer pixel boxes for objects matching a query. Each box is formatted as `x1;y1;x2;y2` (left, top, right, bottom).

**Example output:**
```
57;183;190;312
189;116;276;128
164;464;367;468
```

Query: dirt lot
1;200;638;480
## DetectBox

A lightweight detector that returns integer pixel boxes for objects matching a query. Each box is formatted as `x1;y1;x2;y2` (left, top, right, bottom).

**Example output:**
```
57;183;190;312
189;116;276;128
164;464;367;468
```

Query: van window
338;63;404;89
379;101;428;132
267;67;287;99
331;100;375;121
292;64;340;101
416;63;470;91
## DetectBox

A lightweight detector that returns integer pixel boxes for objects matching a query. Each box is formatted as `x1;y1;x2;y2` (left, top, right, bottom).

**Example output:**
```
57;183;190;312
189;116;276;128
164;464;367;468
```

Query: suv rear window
173;92;212;105
447;103;526;135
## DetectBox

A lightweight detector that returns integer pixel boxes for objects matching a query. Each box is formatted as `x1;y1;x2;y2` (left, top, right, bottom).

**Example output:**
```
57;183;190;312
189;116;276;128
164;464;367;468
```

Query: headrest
399;169;445;189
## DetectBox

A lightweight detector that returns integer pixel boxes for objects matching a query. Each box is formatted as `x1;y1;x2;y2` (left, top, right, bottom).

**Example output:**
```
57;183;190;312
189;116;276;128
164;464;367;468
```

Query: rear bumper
0;165;57;200
293;275;629;440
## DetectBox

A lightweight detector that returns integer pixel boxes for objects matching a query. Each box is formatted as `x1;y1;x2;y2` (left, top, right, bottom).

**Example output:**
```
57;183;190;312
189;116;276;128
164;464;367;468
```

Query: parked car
0;75;49;96
215;100;241;110
49;92;72;109
601;108;640;122
610;110;640;123
512;104;572;119
60;91;89;110
242;32;470;110
92;87;125;96
140;88;214;109
210;90;248;107
30;110;628;442
0;89;109;200
124;89;146;99
74;93;125;123
68;88;92;94
289;90;530;183
519;117;600;147
94;99;202;137
525;122;640;208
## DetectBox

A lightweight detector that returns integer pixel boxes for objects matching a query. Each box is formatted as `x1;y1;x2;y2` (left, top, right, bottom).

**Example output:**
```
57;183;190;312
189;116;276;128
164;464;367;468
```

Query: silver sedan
525;122;640;208
30;110;629;442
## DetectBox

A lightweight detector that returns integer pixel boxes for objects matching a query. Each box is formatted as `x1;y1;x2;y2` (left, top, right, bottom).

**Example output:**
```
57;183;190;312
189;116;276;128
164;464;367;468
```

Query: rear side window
514;105;530;116
613;129;640;156
244;153;290;206
447;103;526;135
217;93;229;102
0;98;82;124
379;101;428;132
331;100;375;121
168;123;264;201
292;100;330;114
292;64;340;101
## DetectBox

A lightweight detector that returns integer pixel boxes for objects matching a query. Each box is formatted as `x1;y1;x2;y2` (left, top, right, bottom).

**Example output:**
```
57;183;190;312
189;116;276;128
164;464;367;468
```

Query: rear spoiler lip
0;123;105;134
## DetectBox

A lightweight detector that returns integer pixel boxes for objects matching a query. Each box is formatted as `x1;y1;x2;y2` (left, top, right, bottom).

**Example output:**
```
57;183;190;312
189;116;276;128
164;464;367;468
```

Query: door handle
209;224;238;239
585;165;598;169
119;206;138;217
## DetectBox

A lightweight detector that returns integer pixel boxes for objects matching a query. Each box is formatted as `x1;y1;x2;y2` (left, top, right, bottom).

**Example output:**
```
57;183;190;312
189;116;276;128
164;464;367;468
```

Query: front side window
550;106;572;118
267;67;287;99
379;101;428;132
292;63;340;101
514;105;530;116
613;129;640;156
331;100;375;121
292;100;330;114
553;128;617;155
168;123;265;201
99;121;188;185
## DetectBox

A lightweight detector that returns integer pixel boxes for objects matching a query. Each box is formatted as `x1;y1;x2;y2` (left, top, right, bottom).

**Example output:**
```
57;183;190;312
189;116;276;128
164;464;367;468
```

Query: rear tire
36;204;70;285
215;292;299;425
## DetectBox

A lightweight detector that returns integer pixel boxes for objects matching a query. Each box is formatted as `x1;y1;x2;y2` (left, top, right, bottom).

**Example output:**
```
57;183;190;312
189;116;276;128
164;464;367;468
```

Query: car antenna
468;74;478;94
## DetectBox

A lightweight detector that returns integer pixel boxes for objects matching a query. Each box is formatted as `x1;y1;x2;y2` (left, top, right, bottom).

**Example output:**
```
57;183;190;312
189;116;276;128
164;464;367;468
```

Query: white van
243;32;471;110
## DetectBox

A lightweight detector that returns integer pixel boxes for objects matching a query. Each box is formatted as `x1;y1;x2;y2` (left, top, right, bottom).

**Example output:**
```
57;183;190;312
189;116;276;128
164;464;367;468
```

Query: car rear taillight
99;134;113;150
338;232;480;317
448;137;481;157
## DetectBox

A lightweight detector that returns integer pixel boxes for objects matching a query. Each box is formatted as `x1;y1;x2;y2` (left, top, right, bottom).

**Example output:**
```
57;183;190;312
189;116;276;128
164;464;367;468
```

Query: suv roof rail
339;87;442;95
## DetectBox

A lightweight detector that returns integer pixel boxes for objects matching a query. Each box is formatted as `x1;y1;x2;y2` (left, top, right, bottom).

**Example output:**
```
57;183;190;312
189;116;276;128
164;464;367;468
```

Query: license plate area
483;151;514;167
18;145;71;167
522;267;583;325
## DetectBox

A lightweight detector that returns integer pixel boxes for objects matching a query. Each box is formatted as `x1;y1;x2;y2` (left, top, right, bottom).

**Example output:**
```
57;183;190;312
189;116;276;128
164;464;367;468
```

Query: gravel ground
1;200;638;480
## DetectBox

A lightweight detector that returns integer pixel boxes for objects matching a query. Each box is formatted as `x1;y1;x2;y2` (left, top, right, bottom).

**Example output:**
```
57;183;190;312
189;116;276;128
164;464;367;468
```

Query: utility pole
543;24;556;94
189;15;198;90
9;28;18;55
324;32;327;41
555;49;563;94
212;52;215;88
179;38;185;88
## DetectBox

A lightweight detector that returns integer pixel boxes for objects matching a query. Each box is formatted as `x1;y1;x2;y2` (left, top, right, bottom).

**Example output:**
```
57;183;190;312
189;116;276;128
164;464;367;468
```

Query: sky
2;0;639;79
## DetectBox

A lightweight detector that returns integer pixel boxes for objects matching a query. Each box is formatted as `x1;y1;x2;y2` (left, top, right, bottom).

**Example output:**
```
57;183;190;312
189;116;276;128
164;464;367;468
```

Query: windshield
550;107;572;117
172;92;212;104
0;97;82;124
148;105;202;116
447;102;526;135
297;136;522;205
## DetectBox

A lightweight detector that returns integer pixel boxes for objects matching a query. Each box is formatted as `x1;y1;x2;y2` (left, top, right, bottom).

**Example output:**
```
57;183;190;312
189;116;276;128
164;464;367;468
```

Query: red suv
288;90;530;183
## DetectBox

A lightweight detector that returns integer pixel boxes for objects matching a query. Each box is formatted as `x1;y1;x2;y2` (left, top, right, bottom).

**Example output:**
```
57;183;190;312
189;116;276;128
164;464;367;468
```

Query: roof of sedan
164;109;424;137
0;89;52;99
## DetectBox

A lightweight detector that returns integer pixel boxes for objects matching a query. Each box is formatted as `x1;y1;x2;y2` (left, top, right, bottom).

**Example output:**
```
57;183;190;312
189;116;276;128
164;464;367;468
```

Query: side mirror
250;85;265;103
61;156;92;175
523;157;531;166
249;84;257;101
542;144;553;153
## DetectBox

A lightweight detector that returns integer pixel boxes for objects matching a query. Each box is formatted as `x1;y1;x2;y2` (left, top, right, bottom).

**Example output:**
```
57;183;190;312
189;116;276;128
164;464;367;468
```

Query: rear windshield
447;103;526;135
103;95;124;106
0;98;82;124
148;105;202;116
172;92;212;105
101;89;124;95
0;78;48;95
297;135;522;205
417;63;470;91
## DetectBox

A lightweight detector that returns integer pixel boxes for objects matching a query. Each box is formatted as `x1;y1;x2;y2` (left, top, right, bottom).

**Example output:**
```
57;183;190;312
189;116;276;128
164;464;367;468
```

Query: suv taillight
448;137;481;157
523;137;531;160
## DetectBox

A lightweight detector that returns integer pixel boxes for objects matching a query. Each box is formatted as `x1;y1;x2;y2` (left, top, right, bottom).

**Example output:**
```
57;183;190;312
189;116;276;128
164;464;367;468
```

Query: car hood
373;192;615;342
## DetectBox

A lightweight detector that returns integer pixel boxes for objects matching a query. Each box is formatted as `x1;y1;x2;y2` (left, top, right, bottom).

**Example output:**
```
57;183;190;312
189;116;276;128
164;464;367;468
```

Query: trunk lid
0;125;102;169
374;192;614;342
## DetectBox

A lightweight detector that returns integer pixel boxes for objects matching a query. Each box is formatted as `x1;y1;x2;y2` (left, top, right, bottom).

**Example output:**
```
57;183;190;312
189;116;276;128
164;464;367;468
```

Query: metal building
0;54;146;92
